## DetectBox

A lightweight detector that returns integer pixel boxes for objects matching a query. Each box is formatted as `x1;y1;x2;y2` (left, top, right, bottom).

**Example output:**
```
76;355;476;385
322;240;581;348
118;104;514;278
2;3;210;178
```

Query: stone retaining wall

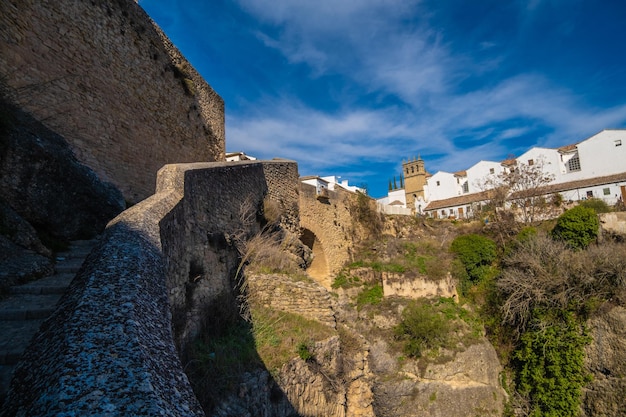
1;160;299;416
248;274;336;329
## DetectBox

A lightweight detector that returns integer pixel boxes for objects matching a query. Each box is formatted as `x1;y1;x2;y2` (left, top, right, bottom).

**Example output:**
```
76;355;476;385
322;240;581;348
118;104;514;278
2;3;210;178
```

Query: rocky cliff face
205;271;505;417
582;305;626;416
0;101;125;289
0;102;125;241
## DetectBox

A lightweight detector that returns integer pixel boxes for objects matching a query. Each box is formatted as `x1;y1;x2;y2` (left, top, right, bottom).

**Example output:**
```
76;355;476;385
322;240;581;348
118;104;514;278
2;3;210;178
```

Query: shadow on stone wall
1;160;301;416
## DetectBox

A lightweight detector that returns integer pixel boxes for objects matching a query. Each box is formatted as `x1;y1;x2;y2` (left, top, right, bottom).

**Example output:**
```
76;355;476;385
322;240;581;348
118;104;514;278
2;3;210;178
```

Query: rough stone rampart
0;0;225;202
1;160;299;416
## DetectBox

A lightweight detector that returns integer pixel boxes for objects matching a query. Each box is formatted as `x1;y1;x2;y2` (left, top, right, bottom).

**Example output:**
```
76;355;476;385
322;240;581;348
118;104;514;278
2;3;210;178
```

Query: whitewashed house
225;151;257;161
423;129;626;219
301;175;366;198
466;160;508;193
424;171;459;201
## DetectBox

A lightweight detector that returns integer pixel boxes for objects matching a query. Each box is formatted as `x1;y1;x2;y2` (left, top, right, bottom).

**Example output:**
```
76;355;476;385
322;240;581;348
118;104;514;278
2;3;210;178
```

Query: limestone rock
0;235;53;290
0;198;50;256
0;103;125;241
582;305;626;416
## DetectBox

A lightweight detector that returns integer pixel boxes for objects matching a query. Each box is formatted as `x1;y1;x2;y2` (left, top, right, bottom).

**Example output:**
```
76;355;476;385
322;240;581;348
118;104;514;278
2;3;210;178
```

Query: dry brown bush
498;234;626;335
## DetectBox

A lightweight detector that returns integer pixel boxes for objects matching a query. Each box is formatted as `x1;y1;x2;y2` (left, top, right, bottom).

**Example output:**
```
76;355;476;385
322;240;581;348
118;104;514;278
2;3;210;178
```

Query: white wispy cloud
224;0;626;190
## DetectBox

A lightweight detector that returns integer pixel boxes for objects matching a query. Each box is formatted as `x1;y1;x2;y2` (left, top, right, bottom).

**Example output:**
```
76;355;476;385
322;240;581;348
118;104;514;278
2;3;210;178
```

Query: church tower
403;155;428;211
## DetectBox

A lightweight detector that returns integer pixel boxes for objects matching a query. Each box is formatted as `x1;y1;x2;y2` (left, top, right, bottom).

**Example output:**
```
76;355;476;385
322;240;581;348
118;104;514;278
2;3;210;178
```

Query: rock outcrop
0;103;125;241
582;305;626;416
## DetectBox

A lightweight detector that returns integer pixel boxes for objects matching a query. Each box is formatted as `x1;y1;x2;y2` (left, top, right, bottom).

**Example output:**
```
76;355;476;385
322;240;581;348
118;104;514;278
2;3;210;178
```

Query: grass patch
356;284;384;310
331;270;361;289
341;238;451;282
251;305;336;373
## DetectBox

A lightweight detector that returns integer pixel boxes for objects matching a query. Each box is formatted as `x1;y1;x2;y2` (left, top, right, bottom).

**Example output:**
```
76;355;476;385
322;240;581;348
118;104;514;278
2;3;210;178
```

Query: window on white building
586;191;593;198
567;155;581;172
489;168;495;174
615;140;622;147
462;182;469;193
436;181;440;186
603;188;611;195
528;159;534;165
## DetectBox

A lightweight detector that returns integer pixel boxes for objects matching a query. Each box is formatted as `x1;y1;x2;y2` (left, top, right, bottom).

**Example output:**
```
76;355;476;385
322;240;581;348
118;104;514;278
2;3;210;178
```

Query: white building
419;130;626;219
424;171;459;201
301;175;366;196
225;151;257;161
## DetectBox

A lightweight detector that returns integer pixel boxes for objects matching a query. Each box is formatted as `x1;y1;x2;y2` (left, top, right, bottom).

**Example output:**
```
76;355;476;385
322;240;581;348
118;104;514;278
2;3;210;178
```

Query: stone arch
300;228;331;288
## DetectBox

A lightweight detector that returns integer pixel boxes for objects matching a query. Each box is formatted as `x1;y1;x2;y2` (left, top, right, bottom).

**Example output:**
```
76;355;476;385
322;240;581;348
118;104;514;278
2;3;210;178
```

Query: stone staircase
0;239;97;404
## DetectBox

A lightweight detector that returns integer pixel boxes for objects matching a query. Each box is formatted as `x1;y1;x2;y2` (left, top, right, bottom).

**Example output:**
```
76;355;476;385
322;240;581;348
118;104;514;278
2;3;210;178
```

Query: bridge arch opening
300;228;330;287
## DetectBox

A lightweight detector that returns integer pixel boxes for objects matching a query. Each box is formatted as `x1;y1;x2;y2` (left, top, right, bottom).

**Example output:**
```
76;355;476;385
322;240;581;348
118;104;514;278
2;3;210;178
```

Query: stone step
54;258;86;274
0;237;98;402
0;319;45;365
0;294;63;320
8;273;75;295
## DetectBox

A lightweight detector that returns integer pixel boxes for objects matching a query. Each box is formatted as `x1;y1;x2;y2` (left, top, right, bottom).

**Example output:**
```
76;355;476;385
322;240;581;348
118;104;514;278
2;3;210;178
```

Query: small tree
551;205;599;250
479;157;555;225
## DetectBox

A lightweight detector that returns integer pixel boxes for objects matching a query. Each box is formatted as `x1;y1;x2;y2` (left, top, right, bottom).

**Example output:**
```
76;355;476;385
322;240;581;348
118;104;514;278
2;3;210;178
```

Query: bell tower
403;155;427;211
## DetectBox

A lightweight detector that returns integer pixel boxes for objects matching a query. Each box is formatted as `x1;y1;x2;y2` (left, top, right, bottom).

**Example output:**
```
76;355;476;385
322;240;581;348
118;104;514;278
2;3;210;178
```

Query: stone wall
0;0;225;202
383;272;458;300
2;160;299;416
248;273;337;329
599;212;626;236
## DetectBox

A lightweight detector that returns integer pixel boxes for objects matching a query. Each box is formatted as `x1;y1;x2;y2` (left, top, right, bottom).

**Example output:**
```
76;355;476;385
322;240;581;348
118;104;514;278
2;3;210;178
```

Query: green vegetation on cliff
551;205;599;250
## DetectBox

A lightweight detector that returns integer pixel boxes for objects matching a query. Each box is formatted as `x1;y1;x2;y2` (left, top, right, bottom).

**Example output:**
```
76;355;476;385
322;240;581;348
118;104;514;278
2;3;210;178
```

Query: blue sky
139;0;626;198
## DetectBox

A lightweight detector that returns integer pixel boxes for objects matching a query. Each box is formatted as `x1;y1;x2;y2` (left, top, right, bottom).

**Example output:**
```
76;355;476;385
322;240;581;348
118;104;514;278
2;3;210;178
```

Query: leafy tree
579;198;611;214
551;205;599;250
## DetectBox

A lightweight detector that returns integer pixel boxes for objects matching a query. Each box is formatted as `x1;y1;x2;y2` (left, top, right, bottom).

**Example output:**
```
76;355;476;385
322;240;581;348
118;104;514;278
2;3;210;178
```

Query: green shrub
516;226;537;243
394;301;450;358
514;310;592;417
579;198;611;214
331;270;361;289
297;342;314;361
450;234;498;295
356;284;384;309
551;205;599;249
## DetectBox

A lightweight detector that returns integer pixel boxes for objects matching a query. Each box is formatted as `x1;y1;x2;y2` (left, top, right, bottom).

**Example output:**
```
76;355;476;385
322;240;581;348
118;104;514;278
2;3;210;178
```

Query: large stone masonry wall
1;160;299;416
0;0;225;202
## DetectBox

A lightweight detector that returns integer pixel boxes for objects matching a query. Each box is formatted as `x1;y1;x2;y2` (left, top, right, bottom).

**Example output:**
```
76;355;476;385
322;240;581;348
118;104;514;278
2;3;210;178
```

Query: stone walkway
0;239;97;404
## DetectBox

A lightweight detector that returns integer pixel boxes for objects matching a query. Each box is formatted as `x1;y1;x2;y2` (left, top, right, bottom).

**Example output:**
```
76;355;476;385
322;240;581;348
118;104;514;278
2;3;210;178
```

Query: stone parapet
1;160;299;416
